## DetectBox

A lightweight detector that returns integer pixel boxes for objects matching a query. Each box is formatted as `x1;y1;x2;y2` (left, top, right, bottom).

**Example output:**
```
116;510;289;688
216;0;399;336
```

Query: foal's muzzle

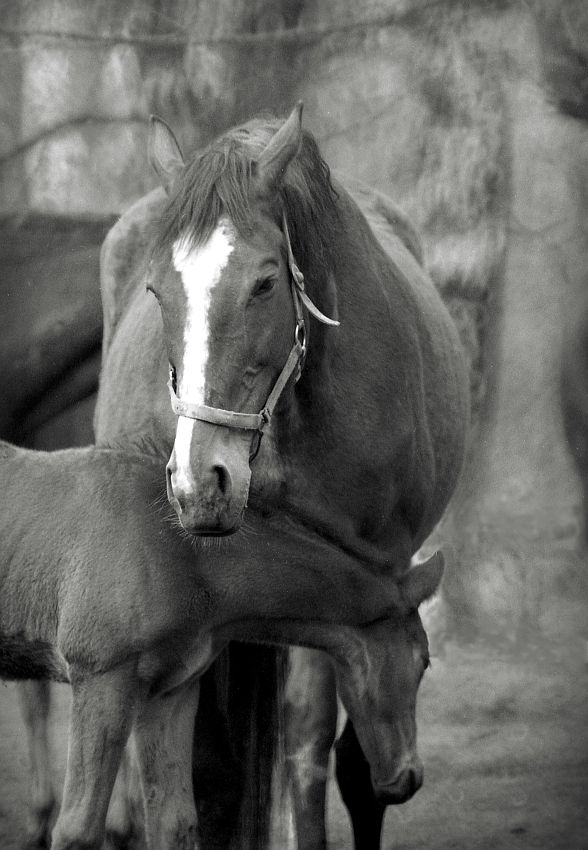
372;758;424;804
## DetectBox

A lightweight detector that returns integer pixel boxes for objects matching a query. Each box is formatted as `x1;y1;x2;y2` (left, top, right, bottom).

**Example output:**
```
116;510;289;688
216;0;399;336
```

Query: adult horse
0;438;444;850
93;103;470;848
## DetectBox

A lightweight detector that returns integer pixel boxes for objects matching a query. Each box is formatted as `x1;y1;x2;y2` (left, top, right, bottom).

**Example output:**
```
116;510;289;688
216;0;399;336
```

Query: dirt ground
1;637;587;850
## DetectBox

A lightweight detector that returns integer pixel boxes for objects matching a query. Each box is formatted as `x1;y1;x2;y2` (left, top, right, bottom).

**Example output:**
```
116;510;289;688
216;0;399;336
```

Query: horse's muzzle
166;467;244;535
166;432;251;535
372;759;424;804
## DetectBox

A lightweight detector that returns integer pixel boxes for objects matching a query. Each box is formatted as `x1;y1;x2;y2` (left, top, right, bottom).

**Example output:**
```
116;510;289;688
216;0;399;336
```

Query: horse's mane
152;116;341;293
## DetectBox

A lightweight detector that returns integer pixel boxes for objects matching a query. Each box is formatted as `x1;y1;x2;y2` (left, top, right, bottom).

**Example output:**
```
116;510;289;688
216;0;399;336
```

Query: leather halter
167;214;339;457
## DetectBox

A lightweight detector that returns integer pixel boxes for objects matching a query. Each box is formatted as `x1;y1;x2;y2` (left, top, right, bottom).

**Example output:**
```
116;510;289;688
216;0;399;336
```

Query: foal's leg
16;680;56;849
334;720;386;850
50;663;143;850
285;648;338;850
133;678;200;850
105;745;145;850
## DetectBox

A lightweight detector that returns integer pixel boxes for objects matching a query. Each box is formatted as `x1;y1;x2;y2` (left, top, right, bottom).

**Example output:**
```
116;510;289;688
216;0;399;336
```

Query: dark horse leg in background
335;723;387;850
190;666;243;850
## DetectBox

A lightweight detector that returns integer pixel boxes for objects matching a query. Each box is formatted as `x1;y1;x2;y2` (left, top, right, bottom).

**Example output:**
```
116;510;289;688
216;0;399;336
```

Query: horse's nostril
407;763;423;796
166;465;188;512
166;465;180;504
213;464;232;498
407;768;418;797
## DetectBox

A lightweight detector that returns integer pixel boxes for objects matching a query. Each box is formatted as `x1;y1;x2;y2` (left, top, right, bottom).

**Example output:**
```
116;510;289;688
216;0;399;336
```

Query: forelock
150;116;340;293
153;120;282;256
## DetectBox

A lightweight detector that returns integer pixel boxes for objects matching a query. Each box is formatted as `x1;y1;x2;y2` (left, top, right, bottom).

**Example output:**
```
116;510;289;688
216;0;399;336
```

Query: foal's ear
400;552;445;610
255;101;303;196
148;115;185;195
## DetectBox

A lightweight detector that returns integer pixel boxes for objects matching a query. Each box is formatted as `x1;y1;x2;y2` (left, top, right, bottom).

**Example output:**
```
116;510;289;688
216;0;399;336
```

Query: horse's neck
335;172;424;266
256;185;427;572
202;512;401;630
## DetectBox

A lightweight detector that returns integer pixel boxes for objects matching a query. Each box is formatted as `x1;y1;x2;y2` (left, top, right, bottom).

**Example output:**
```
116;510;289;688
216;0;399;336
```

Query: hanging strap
282;214;340;327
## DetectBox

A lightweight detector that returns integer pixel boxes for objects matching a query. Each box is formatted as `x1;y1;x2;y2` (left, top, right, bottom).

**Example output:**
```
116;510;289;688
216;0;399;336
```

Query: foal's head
147;104;338;534
332;552;444;804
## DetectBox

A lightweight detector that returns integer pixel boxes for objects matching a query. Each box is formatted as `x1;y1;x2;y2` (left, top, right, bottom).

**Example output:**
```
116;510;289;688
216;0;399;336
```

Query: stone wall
447;16;588;639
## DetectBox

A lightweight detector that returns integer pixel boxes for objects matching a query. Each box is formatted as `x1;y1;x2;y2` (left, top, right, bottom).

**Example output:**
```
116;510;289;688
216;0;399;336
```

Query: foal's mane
152;116;340;292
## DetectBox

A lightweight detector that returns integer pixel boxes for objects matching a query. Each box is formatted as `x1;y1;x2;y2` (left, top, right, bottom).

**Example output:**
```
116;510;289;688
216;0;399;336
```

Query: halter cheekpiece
167;213;339;459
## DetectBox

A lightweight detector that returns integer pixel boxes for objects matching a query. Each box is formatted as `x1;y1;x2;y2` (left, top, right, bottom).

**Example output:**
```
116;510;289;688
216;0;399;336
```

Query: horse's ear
255;101;303;196
148;115;185;195
400;552;445;610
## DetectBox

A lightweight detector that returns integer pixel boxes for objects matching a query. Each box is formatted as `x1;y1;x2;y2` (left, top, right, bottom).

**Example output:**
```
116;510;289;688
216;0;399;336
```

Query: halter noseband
167;213;339;458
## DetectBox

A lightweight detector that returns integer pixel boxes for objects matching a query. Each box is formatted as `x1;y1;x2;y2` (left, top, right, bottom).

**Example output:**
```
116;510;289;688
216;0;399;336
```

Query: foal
0;439;443;850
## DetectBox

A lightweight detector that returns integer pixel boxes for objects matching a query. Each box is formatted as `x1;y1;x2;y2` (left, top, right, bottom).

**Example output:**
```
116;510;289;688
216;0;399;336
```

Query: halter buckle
294;320;307;383
294;320;307;356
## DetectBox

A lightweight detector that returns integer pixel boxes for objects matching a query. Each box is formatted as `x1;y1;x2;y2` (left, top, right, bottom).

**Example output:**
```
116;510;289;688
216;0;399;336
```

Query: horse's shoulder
101;188;167;354
336;173;454;343
334;172;424;267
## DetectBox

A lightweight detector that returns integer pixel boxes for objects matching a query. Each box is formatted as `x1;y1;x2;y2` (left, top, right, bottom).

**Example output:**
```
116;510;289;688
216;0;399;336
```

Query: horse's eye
169;364;177;392
254;277;276;297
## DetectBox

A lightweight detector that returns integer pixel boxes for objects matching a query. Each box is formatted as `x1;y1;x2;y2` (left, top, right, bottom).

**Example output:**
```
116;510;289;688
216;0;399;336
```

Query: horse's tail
193;642;288;850
230;643;288;850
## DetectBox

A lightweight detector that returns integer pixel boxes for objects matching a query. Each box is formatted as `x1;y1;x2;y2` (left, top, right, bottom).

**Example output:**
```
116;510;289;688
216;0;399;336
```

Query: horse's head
147;104;338;534
330;553;444;804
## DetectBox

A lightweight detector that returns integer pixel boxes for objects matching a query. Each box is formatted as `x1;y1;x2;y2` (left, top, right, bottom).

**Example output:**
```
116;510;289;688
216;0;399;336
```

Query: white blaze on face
170;220;235;489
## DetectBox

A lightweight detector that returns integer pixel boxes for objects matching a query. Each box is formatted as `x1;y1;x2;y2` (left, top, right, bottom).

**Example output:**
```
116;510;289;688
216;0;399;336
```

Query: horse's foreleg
16;680;56;849
285;648;338;850
50;663;143;850
334;720;386;850
133;677;200;850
